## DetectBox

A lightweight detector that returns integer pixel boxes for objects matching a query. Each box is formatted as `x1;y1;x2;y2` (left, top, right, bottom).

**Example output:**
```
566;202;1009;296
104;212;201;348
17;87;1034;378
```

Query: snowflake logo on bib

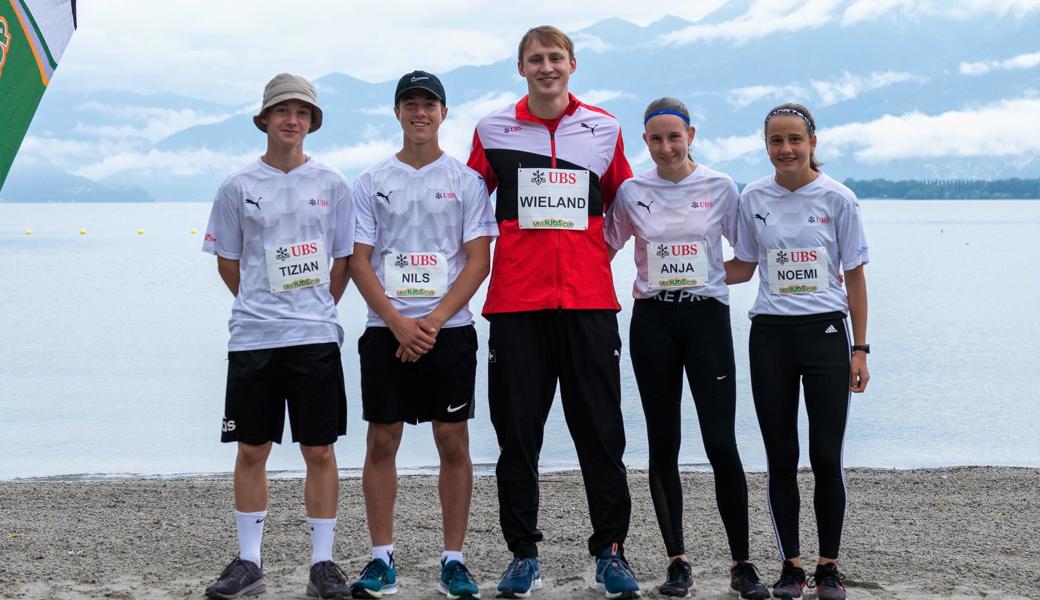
775;250;789;265
394;254;408;268
656;244;670;258
530;170;546;185
275;247;290;261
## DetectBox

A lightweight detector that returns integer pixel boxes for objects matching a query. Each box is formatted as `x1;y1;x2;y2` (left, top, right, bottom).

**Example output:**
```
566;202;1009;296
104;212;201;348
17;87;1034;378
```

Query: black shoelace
314;561;348;584
733;561;763;584
808;566;845;589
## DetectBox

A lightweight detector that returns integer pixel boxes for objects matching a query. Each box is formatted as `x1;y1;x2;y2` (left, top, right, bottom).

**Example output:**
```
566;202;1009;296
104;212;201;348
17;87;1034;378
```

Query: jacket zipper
549;130;562;309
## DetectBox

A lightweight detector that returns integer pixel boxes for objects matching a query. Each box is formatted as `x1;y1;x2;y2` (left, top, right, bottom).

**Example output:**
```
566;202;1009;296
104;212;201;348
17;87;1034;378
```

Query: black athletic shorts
359;325;477;424
222;342;347;446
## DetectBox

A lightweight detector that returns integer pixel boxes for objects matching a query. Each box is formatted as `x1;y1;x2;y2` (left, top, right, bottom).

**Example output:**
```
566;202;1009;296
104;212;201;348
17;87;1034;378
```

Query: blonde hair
518;25;575;62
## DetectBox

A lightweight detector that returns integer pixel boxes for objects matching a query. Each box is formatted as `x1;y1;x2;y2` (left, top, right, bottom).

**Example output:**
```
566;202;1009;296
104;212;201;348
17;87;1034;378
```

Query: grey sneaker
307;560;351;599
807;563;846;600
770;561;806;599
205;557;266;599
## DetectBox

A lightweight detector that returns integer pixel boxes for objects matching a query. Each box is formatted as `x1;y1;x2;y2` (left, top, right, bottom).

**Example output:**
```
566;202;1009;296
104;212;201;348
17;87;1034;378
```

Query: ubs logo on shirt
808;215;831;224
690;200;714;209
503;126;522;134
775;249;818;266
276;243;319;261
309;198;330;207
434;191;458;199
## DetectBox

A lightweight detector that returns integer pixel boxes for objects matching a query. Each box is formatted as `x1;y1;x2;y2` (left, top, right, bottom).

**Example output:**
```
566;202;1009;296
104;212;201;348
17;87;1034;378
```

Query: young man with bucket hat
202;72;355;600
348;70;496;600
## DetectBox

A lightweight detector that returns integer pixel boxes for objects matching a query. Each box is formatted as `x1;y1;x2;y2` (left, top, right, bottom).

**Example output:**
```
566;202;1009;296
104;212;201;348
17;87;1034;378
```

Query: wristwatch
851;344;870;354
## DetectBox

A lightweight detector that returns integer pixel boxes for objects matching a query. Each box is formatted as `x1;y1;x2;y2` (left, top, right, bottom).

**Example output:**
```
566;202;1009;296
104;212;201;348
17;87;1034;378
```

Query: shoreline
1;467;1037;599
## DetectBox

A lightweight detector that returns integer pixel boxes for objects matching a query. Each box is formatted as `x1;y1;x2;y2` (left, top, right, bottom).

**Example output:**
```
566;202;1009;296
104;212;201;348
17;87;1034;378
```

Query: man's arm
217;257;240;296
329;256;350;304
724;258;757;285
349;243;437;359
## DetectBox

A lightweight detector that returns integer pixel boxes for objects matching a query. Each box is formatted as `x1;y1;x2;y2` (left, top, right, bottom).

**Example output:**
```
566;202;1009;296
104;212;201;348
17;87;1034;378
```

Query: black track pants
630;297;750;560
749;312;851;560
488;309;631;558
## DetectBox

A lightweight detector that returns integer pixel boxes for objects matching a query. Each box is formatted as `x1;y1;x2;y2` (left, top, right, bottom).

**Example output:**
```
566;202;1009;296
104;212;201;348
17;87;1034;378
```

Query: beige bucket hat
253;73;323;133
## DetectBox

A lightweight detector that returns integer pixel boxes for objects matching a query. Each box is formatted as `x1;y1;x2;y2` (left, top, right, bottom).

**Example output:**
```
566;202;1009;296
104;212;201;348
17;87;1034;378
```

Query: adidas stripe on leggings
630;295;750;560
749;312;851;560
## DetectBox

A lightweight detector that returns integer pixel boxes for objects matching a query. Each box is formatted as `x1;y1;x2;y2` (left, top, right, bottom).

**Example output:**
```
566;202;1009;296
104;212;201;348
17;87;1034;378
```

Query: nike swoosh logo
716;375;728;380
255;518;265;524
410;76;429;82
446;403;468;413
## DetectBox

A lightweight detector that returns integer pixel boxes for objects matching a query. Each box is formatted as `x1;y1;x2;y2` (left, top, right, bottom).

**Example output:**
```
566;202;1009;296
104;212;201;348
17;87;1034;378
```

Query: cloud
727;85;808;109
696;132;764;164
822;97;1040;161
72;103;236;143
659;0;844;46
810;71;918;106
960;51;1040;76
575;89;631;106
843;0;1040;23
572;33;613;54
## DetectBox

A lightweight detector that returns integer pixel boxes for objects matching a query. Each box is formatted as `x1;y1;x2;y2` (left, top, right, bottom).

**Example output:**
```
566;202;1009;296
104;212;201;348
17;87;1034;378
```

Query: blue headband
644;109;690;125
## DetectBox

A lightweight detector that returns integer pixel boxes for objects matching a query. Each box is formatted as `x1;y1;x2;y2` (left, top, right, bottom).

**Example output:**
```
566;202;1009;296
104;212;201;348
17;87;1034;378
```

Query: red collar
515;93;581;133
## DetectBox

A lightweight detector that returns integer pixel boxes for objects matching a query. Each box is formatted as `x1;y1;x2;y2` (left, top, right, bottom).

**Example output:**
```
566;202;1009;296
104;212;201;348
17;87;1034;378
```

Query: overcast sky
54;1;728;103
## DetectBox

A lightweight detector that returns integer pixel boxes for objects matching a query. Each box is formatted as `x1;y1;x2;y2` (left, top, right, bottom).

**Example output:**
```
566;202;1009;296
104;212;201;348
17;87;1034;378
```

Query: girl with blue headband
726;102;870;600
604;97;770;600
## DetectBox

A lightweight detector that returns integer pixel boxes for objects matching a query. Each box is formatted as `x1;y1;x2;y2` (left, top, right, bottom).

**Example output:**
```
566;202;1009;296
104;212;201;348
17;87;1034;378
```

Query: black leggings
630;296;749;560
749;312;851;560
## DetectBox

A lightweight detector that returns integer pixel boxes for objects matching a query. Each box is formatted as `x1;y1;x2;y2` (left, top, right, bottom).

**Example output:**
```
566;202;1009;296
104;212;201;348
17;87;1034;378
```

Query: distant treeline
841;178;1040;199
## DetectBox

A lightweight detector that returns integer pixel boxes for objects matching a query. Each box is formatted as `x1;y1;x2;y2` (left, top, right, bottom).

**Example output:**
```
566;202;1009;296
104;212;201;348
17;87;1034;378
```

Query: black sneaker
807;563;846;600
307;560;351;600
658;558;693;597
205;557;266;599
729;562;770;600
770;561;806;599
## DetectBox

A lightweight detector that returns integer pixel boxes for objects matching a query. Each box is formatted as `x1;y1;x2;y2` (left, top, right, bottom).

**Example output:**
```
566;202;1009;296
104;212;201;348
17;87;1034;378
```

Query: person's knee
703;436;741;468
434;423;471;465
237;442;272;468
301;444;336;468
366;425;402;463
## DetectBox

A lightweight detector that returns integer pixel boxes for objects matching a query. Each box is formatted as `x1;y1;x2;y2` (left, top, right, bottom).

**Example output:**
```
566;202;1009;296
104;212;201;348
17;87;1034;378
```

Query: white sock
372;544;395;566
442;550;464;565
235;510;267;567
308;517;337;565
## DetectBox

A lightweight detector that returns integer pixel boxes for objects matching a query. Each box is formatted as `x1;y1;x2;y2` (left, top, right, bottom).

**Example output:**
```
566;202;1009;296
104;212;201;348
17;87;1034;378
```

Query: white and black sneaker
205;557;266;598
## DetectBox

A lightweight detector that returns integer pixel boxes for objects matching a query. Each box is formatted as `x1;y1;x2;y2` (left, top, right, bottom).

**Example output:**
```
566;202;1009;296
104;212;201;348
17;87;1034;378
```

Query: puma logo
375;191;393;203
244;197;262;210
636;200;654;214
754;212;769;226
581;122;600;135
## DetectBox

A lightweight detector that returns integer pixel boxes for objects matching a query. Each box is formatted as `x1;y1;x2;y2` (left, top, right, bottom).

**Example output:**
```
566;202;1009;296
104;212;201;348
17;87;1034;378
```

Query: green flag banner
0;0;76;188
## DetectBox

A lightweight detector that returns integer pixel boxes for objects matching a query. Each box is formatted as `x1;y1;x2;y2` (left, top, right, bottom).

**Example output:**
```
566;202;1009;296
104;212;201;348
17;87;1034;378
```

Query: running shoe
439;559;481;600
729;562;770;600
807;563;846;600
351;557;399;598
770;560;806;599
306;560;351;599
205;557;266;599
592;545;641;599
657;558;693;597
495;557;542;598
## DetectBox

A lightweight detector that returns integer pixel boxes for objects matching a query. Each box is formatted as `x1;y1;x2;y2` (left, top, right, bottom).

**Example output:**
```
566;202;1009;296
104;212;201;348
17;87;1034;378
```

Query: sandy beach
0;467;1036;599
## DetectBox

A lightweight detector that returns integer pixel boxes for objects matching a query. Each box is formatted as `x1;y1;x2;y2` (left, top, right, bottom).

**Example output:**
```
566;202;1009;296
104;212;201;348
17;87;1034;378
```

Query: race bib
516;167;589;230
647;240;710;290
384;251;448;298
767;247;828;294
265;239;328;293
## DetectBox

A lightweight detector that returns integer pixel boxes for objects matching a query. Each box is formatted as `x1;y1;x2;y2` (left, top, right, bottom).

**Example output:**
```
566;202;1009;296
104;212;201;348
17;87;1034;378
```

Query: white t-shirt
202;158;354;351
352;153;498;328
604;165;739;303
734;173;869;318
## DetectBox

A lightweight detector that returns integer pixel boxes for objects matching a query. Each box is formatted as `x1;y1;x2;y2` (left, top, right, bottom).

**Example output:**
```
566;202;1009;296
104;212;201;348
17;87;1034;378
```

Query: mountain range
3;0;1038;202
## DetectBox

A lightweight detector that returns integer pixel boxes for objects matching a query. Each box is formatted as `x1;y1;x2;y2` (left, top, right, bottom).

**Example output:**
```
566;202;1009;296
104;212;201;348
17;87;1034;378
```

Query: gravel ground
0;467;1036;599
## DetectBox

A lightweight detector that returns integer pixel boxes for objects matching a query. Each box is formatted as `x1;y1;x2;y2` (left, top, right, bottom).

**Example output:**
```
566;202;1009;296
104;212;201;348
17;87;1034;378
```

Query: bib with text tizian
384;251;448;298
647;240;709;290
516;167;589;230
767;247;827;294
265;239;328;293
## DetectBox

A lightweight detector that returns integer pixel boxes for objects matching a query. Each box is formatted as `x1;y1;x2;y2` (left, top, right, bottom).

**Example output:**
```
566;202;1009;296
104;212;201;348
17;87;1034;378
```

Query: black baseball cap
394;70;446;106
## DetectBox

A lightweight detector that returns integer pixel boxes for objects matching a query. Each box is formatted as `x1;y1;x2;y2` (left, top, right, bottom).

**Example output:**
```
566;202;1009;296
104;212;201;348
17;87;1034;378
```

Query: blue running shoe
351;558;399;598
592;545;641;599
496;557;542;598
439;559;481;600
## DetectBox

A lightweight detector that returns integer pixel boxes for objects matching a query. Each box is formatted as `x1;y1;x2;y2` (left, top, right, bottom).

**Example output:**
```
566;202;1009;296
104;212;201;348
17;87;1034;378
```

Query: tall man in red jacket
467;25;641;600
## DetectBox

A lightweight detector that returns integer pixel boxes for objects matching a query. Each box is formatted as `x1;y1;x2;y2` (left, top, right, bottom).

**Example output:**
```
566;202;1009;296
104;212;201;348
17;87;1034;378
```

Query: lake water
1;200;1038;479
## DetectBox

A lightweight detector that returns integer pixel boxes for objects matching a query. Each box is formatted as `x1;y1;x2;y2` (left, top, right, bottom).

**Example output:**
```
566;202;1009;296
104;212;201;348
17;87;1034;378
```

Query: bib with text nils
517;168;589;230
384;252;448;298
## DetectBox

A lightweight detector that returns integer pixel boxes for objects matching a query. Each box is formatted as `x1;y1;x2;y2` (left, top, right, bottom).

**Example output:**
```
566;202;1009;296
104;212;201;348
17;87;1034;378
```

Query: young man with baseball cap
466;26;641;599
202;72;355;600
348;70;496;600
